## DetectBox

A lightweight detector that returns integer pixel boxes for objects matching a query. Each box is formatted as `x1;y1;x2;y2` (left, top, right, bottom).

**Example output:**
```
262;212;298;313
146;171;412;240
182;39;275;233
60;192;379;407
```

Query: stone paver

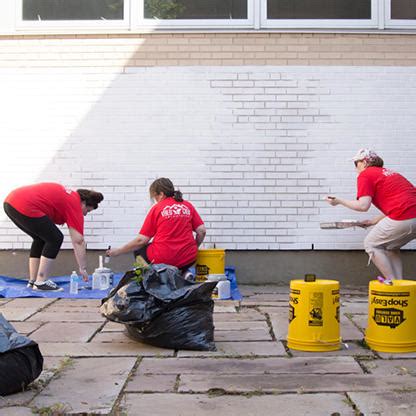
31;357;136;414
0;308;39;321
122;393;355;416
214;328;272;342
289;341;375;358
38;341;174;357
30;322;102;342
125;374;177;393
177;341;287;357
348;391;416;415
361;358;416;376
91;330;135;343
137;356;362;375
28;311;104;322
178;373;416;393
2;282;415;415
10;321;43;335
0;407;34;416
4;298;56;309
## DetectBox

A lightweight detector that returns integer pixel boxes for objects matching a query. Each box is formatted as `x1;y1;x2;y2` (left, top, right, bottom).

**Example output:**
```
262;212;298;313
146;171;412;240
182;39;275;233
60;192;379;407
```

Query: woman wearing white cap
326;148;416;283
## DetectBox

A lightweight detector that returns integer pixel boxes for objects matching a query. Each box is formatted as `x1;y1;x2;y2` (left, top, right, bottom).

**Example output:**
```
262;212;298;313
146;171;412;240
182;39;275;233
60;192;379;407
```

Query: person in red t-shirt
326;148;416;283
3;183;104;291
107;178;206;275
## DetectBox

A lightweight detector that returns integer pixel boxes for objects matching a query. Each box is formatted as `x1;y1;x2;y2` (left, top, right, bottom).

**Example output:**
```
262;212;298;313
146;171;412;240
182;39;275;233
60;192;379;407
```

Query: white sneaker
27;280;35;288
33;280;63;291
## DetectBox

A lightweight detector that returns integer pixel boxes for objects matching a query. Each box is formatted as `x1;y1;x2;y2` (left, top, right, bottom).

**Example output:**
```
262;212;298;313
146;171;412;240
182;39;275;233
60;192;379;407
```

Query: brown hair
149;178;183;202
366;156;384;168
77;189;104;209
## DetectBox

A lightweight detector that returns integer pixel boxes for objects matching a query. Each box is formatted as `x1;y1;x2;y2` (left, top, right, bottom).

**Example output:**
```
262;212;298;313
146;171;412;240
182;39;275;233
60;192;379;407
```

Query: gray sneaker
27;280;35;288
33;280;63;291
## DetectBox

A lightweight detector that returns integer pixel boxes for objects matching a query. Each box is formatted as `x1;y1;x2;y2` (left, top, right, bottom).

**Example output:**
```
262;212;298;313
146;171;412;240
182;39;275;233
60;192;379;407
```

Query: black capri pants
3;203;64;259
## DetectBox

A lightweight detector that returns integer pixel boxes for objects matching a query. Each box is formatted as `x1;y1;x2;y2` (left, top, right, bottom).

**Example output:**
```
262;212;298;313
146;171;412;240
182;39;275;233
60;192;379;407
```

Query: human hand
358;219;374;228
79;269;89;282
106;247;120;257
325;196;339;206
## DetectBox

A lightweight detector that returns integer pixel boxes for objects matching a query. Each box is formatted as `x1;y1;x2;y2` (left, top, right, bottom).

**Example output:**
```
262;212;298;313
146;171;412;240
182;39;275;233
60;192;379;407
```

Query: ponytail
173;190;183;202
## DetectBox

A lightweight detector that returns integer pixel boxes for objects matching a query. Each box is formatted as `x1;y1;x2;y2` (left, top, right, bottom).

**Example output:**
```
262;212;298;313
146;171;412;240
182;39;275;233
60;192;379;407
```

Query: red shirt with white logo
140;197;204;268
5;183;84;234
357;167;416;220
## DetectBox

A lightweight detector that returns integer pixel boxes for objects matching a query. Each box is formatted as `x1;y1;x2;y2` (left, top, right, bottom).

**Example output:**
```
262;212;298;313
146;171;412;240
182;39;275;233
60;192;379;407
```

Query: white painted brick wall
1;66;416;251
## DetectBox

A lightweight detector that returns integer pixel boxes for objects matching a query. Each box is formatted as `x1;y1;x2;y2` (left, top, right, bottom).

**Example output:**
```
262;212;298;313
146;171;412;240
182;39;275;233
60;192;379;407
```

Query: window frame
385;0;416;28
260;0;380;29
16;0;131;31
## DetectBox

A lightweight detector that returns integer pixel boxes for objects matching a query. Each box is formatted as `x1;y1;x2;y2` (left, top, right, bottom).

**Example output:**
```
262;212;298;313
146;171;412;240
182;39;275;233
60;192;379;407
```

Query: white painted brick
1;65;415;251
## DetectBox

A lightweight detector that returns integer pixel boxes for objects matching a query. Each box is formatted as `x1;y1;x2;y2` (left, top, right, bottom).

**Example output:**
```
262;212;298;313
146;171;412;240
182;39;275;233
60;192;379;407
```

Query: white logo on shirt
161;204;190;218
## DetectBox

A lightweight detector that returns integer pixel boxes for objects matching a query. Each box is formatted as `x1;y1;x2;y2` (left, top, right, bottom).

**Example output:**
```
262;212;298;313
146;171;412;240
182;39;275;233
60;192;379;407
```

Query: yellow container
365;280;416;353
195;249;225;282
287;279;340;352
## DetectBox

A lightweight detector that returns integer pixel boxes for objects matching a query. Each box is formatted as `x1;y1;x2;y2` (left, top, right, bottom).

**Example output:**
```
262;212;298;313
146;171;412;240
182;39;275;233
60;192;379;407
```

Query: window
14;0;416;32
267;0;371;20
386;0;416;28
262;0;379;29
139;0;253;28
143;0;247;20
22;0;124;21
391;0;416;19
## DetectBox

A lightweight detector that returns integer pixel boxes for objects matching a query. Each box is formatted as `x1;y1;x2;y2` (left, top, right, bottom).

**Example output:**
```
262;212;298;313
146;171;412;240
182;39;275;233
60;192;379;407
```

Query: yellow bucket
365;280;416;353
195;249;225;282
287;279;341;352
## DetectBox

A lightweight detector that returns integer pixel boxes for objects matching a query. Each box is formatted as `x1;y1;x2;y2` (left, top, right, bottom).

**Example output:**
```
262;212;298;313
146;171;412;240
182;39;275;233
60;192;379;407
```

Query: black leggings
3;203;63;259
134;245;194;273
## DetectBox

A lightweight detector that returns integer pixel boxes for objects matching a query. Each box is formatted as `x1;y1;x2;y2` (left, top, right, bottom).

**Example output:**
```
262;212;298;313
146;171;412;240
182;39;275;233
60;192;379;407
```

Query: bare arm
360;213;386;228
325;196;372;212
195;224;206;247
107;234;150;257
68;227;88;281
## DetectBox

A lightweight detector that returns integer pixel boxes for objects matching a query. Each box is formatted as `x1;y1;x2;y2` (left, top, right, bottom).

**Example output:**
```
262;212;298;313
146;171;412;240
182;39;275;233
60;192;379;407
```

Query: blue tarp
0;267;242;300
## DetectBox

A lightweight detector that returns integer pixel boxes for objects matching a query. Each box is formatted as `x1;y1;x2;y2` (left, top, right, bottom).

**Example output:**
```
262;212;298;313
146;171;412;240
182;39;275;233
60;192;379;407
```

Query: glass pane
144;0;247;20
267;0;371;20
391;0;416;19
23;0;124;21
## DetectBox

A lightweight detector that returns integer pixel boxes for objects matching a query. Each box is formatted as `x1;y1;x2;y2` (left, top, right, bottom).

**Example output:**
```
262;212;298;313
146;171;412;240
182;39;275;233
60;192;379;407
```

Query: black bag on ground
100;264;217;351
0;313;43;396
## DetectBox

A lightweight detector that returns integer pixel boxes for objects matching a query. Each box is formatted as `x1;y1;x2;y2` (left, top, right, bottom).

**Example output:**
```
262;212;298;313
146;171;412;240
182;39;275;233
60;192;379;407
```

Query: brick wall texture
0;33;416;251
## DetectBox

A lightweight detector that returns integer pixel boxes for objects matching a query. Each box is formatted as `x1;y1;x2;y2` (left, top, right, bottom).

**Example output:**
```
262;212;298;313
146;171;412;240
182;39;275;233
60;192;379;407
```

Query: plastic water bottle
70;271;79;295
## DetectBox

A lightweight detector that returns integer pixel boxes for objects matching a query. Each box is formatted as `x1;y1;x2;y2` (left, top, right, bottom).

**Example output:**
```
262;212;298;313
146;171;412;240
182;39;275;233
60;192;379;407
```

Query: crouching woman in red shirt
107;178;206;274
326;148;416;283
3;183;103;291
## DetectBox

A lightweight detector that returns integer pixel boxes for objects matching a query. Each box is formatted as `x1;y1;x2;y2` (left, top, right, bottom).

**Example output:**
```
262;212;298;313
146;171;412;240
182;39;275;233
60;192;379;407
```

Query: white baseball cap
351;148;379;162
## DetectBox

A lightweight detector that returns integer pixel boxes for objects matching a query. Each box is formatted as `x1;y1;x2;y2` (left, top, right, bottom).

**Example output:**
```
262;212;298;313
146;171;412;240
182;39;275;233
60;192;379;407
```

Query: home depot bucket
365;280;416;353
287;279;340;352
195;249;225;282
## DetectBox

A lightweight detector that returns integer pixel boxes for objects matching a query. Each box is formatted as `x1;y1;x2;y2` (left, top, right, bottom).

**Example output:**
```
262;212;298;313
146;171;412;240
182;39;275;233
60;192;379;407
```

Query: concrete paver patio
1;284;416;415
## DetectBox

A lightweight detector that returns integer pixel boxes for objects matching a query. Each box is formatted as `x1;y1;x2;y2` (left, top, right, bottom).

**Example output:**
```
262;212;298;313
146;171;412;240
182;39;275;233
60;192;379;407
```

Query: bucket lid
95;267;112;273
207;274;227;281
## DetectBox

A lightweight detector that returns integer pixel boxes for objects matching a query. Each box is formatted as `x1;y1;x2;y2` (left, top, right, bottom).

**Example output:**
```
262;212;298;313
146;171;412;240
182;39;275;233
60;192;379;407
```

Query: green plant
144;0;186;19
132;263;150;284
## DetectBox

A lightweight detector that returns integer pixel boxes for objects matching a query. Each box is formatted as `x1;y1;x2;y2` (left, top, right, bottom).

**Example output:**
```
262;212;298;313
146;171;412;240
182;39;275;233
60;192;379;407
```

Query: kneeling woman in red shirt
326;148;416;283
107;178;206;274
4;183;103;291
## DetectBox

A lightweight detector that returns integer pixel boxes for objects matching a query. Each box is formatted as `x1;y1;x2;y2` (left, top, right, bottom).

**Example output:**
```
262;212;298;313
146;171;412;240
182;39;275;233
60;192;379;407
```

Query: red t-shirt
5;183;84;234
139;197;204;268
357;167;416;220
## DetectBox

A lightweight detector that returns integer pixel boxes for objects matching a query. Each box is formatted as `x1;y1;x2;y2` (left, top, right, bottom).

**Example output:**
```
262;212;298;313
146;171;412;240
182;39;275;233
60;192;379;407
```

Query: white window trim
385;0;416;28
260;0;380;29
15;0;131;31
135;0;254;29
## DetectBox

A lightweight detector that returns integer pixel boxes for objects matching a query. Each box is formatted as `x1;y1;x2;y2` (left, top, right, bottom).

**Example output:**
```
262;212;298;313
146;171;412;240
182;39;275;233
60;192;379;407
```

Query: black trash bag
0;313;43;396
100;264;217;351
